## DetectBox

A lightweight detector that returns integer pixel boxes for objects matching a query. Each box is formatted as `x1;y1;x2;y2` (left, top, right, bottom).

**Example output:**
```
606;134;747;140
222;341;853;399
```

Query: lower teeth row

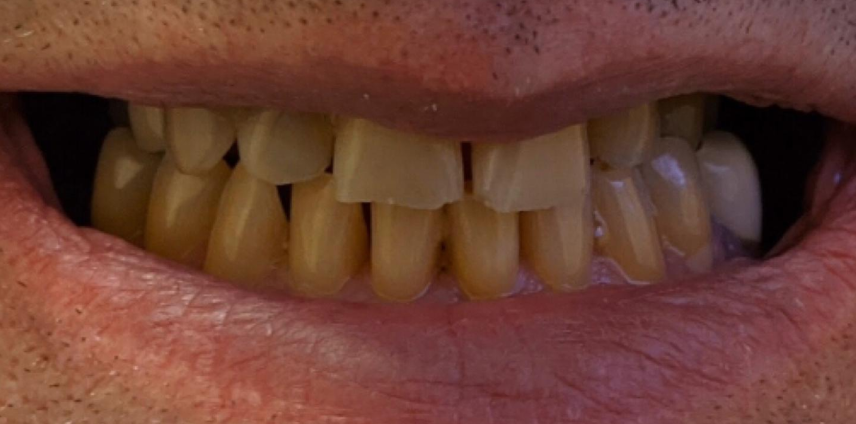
91;95;762;302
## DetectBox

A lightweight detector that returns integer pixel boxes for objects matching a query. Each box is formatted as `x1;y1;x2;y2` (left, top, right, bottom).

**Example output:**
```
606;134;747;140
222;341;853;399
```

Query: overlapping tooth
588;102;658;168
334;118;463;209
641;137;713;272
128;104;166;152
371;204;443;302
521;201;593;291
659;94;707;149
165;107;236;174
697;131;762;244
237;109;333;185
91;128;161;246
289;174;369;297
593;167;666;283
145;157;231;267
447;194;519;300
204;164;288;286
472;124;589;212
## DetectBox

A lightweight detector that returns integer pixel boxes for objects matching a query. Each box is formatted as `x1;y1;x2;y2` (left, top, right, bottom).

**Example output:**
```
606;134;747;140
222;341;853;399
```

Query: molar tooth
659;94;707;149
238;109;333;185
521;201;593;291
128;104;167;152
593;167;666;283
333;118;463;209
144;157;231;267
91;128;161;246
204;164;288;286
697;131;762;244
588;102;658;168
472;124;589;212
165;107;236;174
289;174;368;297
371;204;443;302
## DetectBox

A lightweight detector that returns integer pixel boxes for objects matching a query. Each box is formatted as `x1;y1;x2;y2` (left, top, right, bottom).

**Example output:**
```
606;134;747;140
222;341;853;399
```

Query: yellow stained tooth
238;109;333;185
144;157;231;267
289;174;368;297
592;167;666;283
588;102;658;168
472;124;589;212
521;201;593;291
659;94;706;149
128;104;166;152
165;107;236;174
641;137;713;273
204;164;288;286
334;118;464;210
447;194;519;300
371;204;443;302
91;128;161;246
697;131;762;244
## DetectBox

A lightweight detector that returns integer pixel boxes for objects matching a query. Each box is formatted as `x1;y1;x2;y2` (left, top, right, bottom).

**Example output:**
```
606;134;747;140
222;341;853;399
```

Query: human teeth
472;124;589;212
371;204;443;302
447;194;519;299
521;201;593;291
641;137;713;272
91;128;161;246
237;110;334;185
592;167;666;283
696;131;762;244
204;164;288;286
289;174;369;297
144;157;231;267
165;107;236;174
659;94;706;149
334;118;464;209
128;104;166;152
588;102;658;168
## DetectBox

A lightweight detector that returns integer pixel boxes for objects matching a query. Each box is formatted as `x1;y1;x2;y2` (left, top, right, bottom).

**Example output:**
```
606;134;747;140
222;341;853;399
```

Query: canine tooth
641;137;713;272
521;201;593;291
371;204;443;302
238;110;333;185
593;167;666;283
91;128;161;246
145;157;231;267
334;118;463;209
128;104;166;152
165;107;236;174
472;124;589;212
447;194;519;300
588;102;658;168
204;164;288;286
289;174;368;297
659;94;706;149
697;131;762;244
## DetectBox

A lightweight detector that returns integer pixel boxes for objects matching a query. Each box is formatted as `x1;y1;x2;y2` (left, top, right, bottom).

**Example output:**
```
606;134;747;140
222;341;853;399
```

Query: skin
1;1;856;423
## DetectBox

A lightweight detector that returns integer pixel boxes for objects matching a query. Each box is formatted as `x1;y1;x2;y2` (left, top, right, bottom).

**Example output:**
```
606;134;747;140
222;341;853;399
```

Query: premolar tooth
204;164;288;286
447;194;519;300
593;167;666;283
521;201;593;291
145;157;231;267
165;107;236;174
472;124;589;212
588;102;658;168
697;131;762;244
371;204;443;302
641;137;713;272
334;118;463;209
659;94;706;149
238;109;333;185
289;174;368;297
91;128;161;246
128;104;166;152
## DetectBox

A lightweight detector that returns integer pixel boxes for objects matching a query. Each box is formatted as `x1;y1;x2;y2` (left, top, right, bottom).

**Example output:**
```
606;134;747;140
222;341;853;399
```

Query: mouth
3;1;856;423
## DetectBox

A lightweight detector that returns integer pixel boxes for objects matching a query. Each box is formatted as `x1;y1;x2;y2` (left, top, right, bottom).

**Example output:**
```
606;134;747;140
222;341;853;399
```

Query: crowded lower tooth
697;131;763;244
472;124;589;212
659;94;708;149
128;104;167;152
289;174;369;297
593;167;666;283
165;107;236;174
203;164;288;286
588;102;658;168
144;157;231;267
371;204;443;302
333;118;464;209
237;110;333;185
91;128;161;246
521;200;593;291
